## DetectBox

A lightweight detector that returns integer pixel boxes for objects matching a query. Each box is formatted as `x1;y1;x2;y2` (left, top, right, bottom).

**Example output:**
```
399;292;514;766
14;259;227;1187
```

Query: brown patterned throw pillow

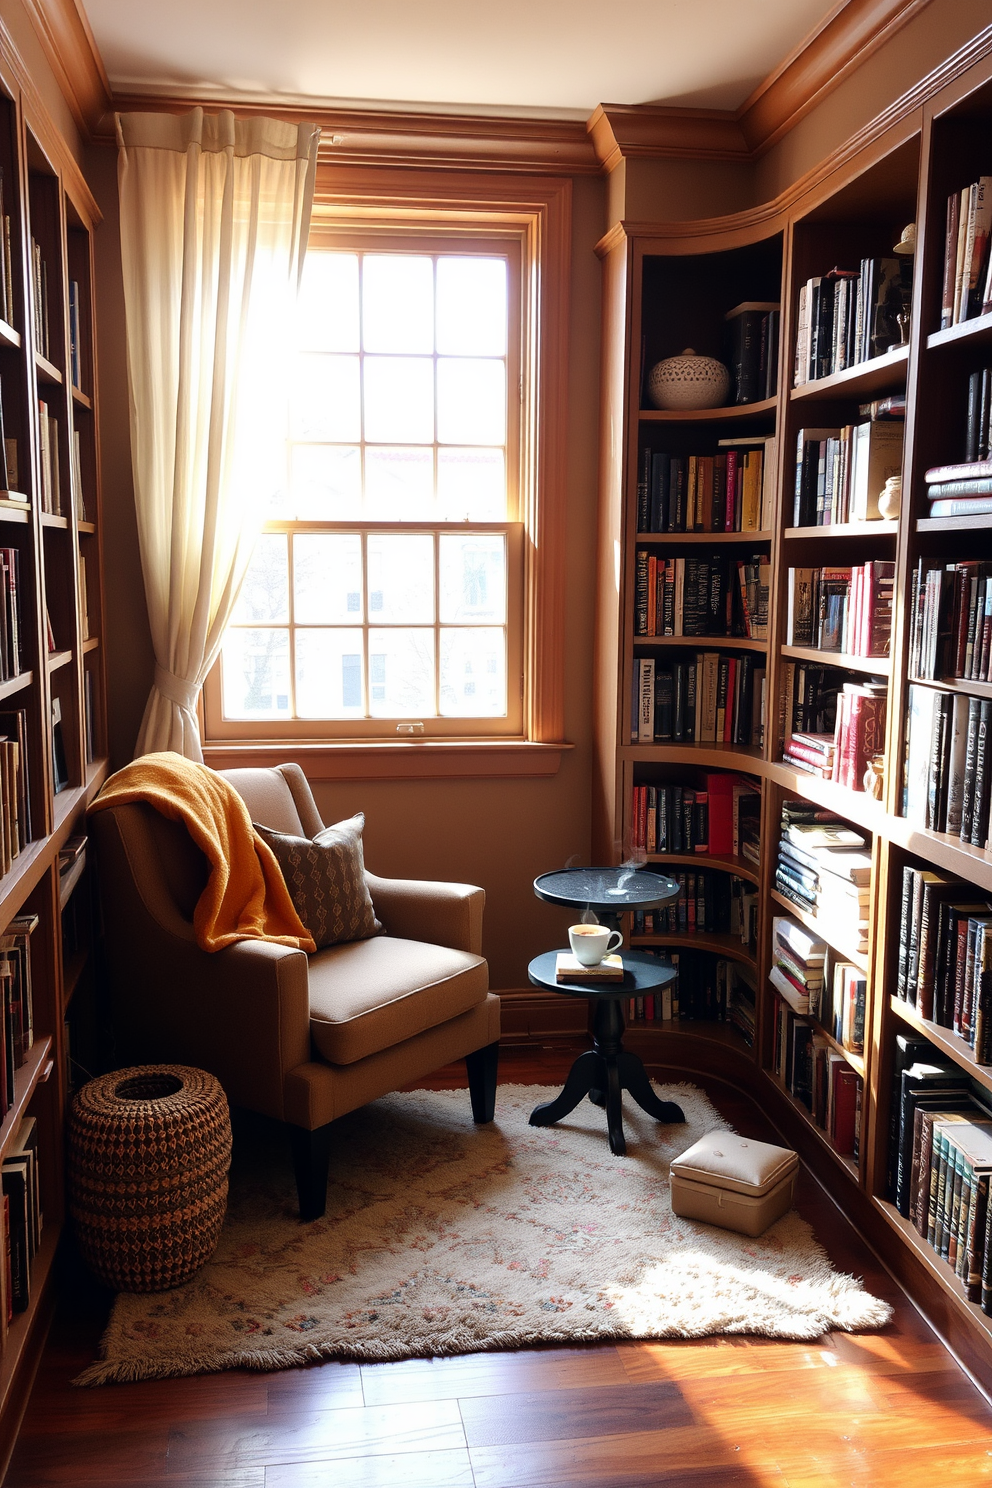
254;814;382;949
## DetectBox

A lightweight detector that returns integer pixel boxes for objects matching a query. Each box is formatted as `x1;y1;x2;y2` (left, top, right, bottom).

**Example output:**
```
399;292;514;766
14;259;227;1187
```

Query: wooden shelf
767;761;891;838
789;344;909;402
0;319;20;352
0;1039;52;1167
634;529;772;544
45;650;71;673
0;500;28;525
633;634;768;652
39;514;67;530
62;948;87;1008
638;396;776;422
69;385;90;410
645;850;760;884
767;1071;861;1181
770;887;869;974
780;644;890;676
783;520;898;539
58;849;86;910
918;513;992;533
907;674;992;700
630;930;756;965
874;1197;992;1348
625;1016;755;1056
889;996;992;1098
926;310;992;352
624;741;764;767
81;637;97;654
0;673;31;703
76;521;95;536
33;353;61;385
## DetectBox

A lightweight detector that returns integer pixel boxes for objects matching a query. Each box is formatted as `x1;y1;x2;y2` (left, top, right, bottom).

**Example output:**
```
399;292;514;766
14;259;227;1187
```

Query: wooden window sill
202;738;572;781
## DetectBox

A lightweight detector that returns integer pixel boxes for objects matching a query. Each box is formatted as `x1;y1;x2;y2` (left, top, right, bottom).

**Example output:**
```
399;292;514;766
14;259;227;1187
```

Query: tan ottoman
670;1131;798;1237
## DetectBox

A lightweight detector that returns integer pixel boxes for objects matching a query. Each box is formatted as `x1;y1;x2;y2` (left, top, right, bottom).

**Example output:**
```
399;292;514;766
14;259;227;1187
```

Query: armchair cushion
254;814;382;949
307;936;488;1064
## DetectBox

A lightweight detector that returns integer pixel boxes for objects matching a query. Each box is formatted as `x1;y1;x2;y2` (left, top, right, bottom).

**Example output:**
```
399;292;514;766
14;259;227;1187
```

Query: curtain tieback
154;666;200;713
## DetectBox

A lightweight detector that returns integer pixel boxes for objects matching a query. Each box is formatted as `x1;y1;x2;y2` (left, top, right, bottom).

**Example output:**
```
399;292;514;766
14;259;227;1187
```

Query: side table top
533;866;679;913
528;948;679;1000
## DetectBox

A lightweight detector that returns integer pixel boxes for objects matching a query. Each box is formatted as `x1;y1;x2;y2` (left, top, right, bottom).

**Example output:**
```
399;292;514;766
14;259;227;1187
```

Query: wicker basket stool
67;1064;232;1292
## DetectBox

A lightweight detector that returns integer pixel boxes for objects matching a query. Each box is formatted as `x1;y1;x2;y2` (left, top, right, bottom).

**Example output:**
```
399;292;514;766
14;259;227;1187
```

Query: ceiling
79;0;844;120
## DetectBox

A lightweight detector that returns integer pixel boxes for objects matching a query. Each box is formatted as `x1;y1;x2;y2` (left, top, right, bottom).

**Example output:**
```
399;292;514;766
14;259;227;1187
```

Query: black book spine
981;369;992;464
670;456;686;532
765;309;780;398
654;669;674;742
672;662;686;741
650;453;670;534
971;699;992;848
637;446;651;532
961;696;982;841
967;370;983;465
672;785;684;853
897;865;915;1001
685;659;697;741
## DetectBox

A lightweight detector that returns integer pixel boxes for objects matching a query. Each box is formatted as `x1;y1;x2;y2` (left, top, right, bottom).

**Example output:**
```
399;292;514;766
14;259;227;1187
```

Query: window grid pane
277;248;509;524
222;527;509;723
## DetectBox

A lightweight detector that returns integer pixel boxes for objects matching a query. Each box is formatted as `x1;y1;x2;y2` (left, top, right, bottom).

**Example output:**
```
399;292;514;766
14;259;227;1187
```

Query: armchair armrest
365;872;484;955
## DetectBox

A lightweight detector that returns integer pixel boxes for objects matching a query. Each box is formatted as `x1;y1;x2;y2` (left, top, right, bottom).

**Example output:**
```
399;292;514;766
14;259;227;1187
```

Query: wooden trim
100;95;599;175
201;740;570;781
17;0;110;140
586;104;748;172
737;0;936;156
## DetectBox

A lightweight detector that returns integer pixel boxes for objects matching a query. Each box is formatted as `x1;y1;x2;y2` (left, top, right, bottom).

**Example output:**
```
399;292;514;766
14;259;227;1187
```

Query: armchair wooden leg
289;1122;333;1221
465;1039;499;1123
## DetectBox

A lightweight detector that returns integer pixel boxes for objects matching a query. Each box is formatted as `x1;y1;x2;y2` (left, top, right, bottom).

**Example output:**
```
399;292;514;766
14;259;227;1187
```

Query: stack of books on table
774;804;871;953
786;562;894;656
895;865;992;1054
555;952;623;982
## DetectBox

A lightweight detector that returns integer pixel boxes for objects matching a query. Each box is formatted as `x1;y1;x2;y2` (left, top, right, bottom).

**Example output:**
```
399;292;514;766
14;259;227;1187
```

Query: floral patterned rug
77;1082;891;1384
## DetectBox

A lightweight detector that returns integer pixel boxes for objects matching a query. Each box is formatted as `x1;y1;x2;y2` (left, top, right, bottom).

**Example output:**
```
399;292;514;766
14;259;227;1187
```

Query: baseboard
496;988;589;1043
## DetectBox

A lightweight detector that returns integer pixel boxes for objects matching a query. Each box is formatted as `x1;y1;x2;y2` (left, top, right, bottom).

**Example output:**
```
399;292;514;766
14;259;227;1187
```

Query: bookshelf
0;72;107;1474
593;42;992;1392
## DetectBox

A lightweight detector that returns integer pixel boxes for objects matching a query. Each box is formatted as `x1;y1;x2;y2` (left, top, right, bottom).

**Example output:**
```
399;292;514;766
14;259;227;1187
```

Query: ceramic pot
647;348;730;411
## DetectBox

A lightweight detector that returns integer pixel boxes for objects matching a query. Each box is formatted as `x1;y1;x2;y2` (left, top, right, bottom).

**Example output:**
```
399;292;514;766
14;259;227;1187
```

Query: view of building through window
218;245;516;729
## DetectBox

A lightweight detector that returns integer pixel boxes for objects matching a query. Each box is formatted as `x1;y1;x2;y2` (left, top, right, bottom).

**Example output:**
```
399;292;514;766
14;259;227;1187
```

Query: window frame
202;166;571;780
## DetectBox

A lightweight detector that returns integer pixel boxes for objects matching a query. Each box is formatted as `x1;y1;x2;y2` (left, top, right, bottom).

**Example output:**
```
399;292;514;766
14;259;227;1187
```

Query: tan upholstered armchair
88;763;501;1219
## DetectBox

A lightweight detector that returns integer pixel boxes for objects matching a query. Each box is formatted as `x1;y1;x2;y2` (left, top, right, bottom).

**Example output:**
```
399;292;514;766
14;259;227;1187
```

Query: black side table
527;949;685;1155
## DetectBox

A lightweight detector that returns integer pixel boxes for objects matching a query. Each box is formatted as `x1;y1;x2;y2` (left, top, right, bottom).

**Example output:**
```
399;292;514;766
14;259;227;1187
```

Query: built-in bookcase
0;76;107;1473
594;40;992;1393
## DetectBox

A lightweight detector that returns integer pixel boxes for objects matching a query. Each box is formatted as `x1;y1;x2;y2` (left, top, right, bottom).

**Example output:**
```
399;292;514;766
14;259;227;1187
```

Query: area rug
77;1082;892;1384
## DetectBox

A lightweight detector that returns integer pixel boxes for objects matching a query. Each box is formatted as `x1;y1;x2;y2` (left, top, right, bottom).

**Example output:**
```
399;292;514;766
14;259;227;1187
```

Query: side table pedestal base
528;995;684;1155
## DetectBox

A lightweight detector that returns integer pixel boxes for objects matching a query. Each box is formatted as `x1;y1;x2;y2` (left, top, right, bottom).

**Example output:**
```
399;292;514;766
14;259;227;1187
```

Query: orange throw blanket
90;752;316;953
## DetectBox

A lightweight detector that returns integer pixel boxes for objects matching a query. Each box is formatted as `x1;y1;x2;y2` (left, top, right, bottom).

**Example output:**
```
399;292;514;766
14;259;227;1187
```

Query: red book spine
703;773;734;855
831;1066;859;1153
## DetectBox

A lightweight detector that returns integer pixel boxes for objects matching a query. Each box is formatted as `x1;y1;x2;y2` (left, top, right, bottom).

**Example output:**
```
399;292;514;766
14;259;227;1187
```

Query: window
202;171;570;775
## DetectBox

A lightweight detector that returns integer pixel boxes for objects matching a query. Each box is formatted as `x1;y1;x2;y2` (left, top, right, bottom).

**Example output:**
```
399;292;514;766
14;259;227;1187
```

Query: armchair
88;762;501;1219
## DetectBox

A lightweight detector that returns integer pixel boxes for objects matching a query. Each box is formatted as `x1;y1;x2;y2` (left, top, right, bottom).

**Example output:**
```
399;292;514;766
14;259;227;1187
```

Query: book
555;952;623;982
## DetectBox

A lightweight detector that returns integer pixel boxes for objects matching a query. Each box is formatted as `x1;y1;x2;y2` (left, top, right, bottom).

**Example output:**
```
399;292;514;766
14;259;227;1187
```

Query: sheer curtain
117;108;319;759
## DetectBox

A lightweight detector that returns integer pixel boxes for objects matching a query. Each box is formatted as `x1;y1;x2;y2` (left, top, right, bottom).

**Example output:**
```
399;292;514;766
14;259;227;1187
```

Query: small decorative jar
647;349;730;411
877;475;901;520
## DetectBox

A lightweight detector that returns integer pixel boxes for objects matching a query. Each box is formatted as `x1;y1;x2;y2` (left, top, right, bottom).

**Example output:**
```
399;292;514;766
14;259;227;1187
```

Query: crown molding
18;0;110;138
21;0;938;172
737;0;936;156
99;93;600;174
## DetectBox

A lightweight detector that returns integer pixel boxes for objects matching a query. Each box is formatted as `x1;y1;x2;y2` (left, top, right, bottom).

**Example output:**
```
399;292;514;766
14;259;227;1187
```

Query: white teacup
568;923;623;967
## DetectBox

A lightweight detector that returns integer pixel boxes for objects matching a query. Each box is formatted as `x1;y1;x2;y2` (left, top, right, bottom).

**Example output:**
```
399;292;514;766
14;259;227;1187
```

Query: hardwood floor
6;1042;992;1487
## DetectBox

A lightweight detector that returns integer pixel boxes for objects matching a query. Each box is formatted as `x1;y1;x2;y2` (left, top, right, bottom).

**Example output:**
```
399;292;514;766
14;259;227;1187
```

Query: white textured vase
647;348;731;411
